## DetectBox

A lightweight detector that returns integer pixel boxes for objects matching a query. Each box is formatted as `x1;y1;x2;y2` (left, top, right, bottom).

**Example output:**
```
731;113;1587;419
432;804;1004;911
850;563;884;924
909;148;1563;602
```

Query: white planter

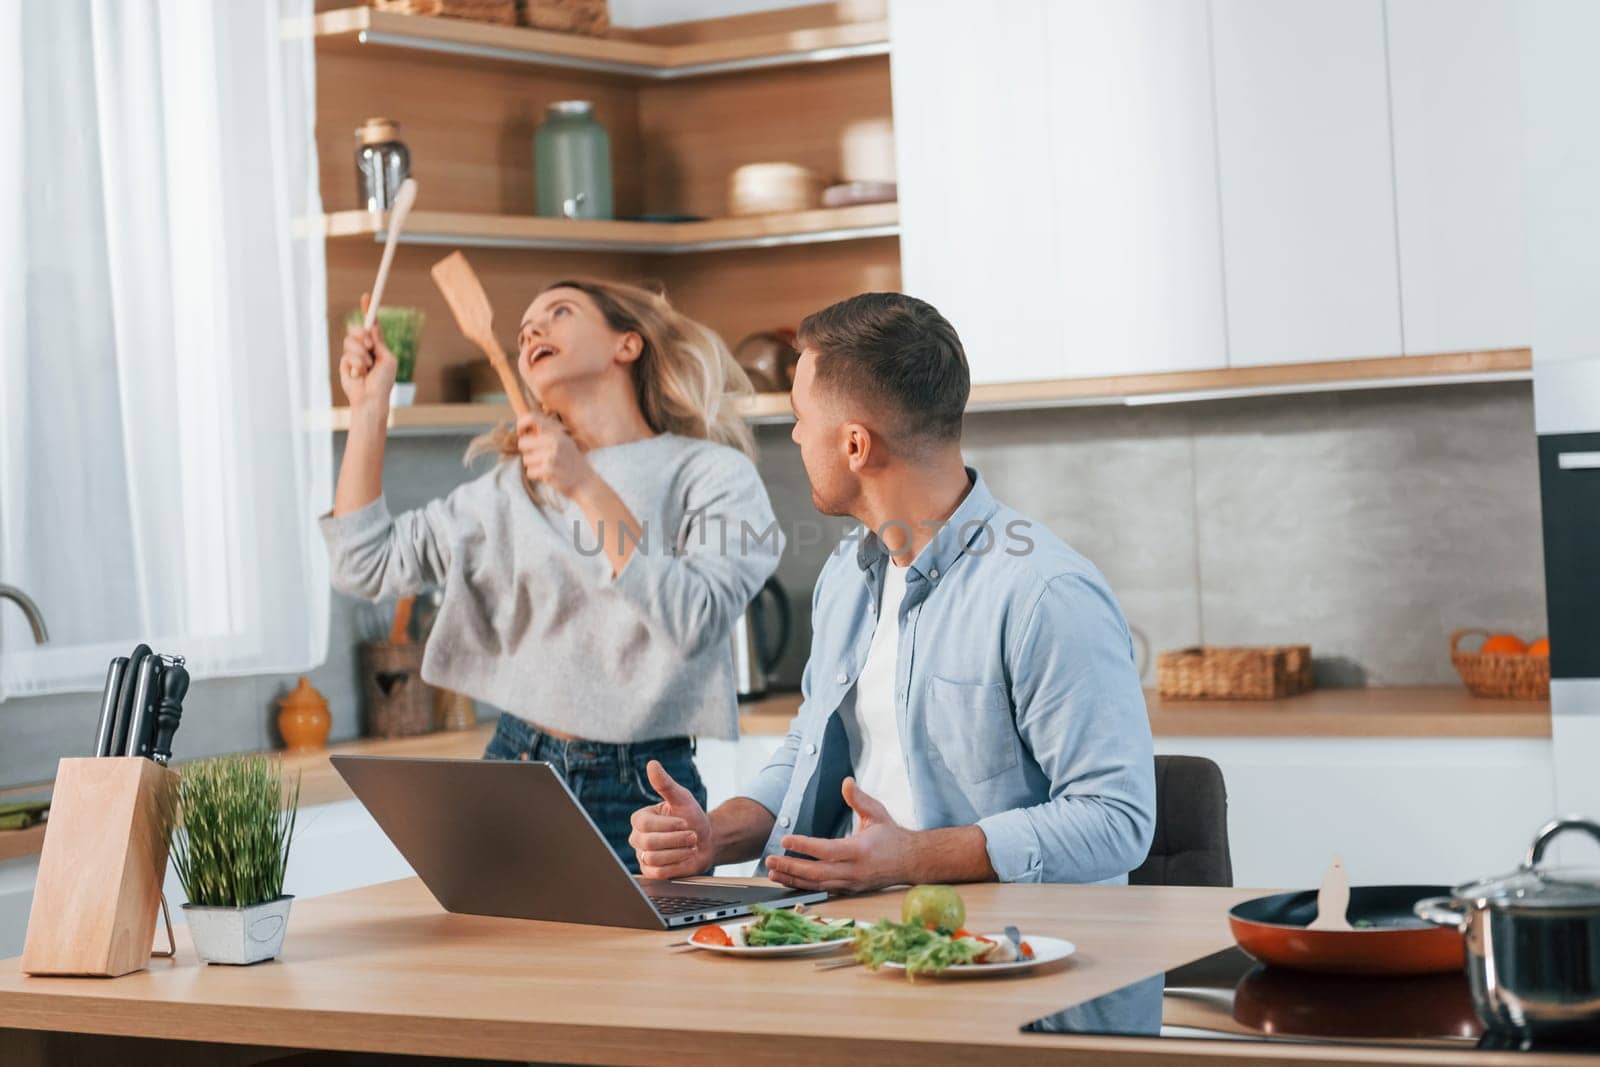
183;895;294;965
389;382;417;407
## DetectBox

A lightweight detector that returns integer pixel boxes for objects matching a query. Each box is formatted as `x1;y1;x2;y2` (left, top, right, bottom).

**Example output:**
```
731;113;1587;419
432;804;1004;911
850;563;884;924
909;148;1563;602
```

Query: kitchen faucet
0;583;50;643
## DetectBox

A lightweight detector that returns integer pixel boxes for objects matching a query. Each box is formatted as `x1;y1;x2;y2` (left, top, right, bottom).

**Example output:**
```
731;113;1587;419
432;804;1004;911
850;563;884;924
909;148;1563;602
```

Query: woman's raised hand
338;292;398;413
516;410;595;498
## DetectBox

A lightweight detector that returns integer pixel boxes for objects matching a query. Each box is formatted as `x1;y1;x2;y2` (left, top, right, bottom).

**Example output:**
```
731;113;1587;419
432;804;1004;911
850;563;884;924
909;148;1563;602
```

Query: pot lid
1454;816;1600;909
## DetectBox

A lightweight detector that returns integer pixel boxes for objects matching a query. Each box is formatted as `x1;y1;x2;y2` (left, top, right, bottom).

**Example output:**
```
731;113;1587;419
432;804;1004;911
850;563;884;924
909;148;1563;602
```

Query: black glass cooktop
1022;947;1600;1054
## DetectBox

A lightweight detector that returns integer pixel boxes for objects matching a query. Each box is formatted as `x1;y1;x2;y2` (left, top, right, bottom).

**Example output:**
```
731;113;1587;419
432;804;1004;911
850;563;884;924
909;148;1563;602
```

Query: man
629;293;1155;889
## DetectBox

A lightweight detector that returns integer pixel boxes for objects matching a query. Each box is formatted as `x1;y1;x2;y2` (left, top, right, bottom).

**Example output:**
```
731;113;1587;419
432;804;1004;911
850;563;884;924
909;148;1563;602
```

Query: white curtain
0;0;330;699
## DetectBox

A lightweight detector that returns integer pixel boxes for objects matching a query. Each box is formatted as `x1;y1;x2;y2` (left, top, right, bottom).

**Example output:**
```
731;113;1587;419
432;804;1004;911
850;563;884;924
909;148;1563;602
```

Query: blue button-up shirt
738;469;1155;884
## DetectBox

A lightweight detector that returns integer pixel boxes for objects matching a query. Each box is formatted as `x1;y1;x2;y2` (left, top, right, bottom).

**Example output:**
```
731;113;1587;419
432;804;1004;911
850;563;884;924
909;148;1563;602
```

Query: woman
322;278;783;869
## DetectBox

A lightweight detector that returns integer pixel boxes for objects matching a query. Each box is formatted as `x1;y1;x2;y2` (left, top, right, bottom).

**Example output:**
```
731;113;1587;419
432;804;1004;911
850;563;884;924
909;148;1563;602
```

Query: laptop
331;755;826;929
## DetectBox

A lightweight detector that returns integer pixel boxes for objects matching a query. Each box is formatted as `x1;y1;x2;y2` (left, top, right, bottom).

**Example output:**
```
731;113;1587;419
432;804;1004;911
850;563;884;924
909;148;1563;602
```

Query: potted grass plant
346;306;425;407
170;754;301;965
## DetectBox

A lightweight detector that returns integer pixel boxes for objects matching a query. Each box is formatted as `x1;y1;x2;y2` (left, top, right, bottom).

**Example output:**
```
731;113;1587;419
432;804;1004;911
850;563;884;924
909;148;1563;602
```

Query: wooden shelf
322;203;898;254
323;393;792;434
325;348;1531;433
313;6;890;80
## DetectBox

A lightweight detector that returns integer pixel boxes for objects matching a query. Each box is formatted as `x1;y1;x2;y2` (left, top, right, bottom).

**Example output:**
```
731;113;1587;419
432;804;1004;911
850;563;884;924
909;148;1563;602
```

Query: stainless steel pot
1416;816;1600;1039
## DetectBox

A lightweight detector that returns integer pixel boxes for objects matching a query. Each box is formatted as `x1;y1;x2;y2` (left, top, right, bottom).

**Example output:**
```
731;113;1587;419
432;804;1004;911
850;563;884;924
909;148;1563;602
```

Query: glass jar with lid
355;117;410;213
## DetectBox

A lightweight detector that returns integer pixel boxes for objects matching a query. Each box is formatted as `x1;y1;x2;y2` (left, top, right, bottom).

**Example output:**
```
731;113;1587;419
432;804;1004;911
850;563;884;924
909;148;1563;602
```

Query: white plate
880;933;1076;977
684;917;862;957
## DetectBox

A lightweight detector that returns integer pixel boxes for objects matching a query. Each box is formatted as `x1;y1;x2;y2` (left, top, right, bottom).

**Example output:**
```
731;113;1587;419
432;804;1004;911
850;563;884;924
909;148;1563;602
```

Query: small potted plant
170;754;301;965
346;306;424;407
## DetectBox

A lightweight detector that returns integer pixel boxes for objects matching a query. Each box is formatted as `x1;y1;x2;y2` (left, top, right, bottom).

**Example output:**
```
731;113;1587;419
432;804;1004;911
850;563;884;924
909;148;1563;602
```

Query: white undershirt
843;561;918;831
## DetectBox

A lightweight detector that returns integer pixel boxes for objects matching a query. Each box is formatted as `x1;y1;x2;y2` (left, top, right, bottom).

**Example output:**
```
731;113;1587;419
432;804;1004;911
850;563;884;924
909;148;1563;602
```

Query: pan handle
1414;896;1467;929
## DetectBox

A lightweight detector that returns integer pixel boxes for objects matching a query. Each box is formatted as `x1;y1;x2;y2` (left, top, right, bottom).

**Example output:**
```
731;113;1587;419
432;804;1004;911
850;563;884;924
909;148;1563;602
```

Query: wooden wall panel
326;241;648;404
652;236;900;352
635;56;893;218
317;51;643;217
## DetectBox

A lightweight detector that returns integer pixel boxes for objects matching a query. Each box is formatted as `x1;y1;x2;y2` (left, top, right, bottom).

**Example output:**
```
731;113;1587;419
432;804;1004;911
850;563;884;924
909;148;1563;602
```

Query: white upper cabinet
1210;0;1403;366
890;0;1224;384
1042;0;1227;380
890;0;1529;384
889;0;1061;385
1387;0;1530;355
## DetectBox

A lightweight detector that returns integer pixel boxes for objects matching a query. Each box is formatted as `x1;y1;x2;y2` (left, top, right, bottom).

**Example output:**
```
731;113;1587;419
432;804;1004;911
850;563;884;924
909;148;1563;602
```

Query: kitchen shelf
321;203;899;255
324;394;795;434
325;348;1531;434
313;6;890;80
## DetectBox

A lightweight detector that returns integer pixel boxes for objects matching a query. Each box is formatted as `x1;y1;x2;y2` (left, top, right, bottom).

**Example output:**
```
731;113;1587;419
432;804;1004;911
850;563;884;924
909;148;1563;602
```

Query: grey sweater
319;434;783;742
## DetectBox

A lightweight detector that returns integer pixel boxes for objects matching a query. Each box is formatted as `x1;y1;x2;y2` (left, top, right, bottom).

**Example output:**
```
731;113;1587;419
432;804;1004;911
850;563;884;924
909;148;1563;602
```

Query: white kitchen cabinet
889;0;1059;385
1041;1;1228;379
891;0;1225;384
1210;0;1404;366
1387;0;1531;356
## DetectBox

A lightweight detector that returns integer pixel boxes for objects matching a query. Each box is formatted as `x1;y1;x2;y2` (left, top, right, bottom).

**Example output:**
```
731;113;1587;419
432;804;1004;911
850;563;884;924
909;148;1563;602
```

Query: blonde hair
466;278;755;474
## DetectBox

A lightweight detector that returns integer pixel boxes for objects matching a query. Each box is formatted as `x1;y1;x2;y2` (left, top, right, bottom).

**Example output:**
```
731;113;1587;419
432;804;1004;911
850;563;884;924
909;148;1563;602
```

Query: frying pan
1229;885;1465;975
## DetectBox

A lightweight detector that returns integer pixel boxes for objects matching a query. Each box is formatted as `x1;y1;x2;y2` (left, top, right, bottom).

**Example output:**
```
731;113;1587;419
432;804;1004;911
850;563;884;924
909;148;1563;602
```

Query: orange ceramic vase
278;676;331;751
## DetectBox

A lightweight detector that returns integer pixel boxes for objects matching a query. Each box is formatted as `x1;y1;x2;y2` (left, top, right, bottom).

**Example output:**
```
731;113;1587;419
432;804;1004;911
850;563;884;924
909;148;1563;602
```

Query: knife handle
152;663;188;766
123;656;161;758
93;658;128;757
109;644;152;757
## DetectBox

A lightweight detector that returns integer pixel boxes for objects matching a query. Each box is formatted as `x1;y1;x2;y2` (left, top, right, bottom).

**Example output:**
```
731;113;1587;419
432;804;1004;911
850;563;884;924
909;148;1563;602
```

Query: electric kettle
732;578;791;700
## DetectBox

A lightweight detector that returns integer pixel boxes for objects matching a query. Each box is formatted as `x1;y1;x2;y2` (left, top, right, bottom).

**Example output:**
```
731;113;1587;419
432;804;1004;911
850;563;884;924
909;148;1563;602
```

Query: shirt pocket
922;675;1019;785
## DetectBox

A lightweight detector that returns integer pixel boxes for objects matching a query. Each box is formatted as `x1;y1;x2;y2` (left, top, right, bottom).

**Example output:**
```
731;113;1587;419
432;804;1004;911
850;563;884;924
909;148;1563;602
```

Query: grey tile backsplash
0;381;1545;788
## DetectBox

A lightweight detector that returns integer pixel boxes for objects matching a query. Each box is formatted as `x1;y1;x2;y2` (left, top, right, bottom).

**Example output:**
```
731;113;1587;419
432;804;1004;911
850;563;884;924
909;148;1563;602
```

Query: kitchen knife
93;657;128;756
108;644;152;757
123;654;162;758
151;662;189;766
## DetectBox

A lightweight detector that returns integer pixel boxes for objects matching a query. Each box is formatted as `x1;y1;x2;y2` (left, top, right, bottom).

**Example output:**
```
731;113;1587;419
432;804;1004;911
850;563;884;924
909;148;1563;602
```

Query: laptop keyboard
649;894;736;916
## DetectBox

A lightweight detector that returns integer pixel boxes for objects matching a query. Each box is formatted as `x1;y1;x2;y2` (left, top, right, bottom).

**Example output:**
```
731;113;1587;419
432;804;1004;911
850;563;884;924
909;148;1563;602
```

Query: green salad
744;904;856;947
853;919;989;979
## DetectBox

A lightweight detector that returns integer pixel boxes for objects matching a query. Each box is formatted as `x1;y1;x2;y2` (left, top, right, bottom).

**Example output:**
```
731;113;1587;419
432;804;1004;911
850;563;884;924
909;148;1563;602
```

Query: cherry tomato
691;925;733;947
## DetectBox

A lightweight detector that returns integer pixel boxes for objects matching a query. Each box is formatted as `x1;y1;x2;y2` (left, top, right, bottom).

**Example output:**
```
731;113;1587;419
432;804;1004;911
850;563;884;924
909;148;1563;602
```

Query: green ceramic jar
534;100;613;220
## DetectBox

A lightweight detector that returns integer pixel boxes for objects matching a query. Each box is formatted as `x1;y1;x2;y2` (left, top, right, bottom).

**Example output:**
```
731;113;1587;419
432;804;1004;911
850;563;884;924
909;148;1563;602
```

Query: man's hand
629;760;714;879
763;777;918;893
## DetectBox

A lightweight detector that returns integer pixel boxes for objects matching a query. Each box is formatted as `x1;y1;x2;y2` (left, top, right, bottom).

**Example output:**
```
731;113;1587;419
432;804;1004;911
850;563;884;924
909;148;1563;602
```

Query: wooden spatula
1308;854;1354;931
429;251;530;421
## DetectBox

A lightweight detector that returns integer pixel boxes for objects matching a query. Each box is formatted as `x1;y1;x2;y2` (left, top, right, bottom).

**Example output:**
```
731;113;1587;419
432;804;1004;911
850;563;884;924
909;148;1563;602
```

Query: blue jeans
482;713;706;874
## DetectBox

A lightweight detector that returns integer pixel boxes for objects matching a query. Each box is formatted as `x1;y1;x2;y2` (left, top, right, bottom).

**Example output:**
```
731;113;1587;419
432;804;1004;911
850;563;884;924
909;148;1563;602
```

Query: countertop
4;877;1579;1066
0;687;1549;864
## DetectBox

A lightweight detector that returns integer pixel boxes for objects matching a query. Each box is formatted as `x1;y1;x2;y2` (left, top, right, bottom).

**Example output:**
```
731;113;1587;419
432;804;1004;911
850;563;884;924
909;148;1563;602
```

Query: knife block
22;757;177;977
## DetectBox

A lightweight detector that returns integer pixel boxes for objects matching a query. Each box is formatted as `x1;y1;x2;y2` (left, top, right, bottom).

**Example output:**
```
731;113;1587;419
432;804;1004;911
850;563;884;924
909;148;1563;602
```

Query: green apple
902;885;966;932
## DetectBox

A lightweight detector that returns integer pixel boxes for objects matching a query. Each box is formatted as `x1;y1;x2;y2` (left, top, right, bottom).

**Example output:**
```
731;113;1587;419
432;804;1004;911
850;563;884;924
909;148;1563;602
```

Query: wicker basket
374;0;517;25
1450;629;1550;700
360;641;436;738
1157;645;1313;700
522;0;609;35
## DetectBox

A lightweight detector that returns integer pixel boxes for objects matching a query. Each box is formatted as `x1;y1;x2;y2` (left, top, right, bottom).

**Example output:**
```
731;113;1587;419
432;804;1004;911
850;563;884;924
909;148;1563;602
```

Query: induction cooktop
1021;947;1600;1054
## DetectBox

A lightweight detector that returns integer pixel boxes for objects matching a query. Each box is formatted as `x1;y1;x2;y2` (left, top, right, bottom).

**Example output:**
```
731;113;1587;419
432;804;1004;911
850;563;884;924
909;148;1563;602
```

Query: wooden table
1;879;1588;1067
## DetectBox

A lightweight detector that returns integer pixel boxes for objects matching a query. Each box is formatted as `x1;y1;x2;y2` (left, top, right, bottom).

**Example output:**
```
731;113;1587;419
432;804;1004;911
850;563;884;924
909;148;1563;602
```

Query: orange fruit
1481;633;1528;655
1528;637;1550;657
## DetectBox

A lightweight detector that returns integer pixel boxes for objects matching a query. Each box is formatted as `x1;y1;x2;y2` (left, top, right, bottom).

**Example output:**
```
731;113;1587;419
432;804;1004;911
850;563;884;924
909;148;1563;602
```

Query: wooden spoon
1308;854;1354;931
429;251;530;421
365;178;418;329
